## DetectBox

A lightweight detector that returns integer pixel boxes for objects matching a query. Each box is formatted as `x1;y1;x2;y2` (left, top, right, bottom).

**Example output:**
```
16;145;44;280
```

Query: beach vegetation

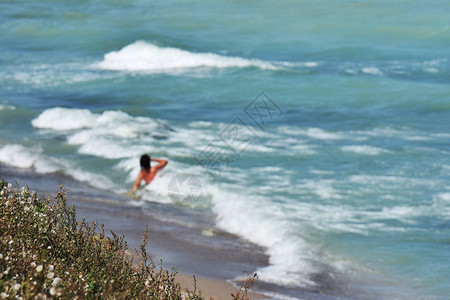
0;178;257;299
0;179;203;299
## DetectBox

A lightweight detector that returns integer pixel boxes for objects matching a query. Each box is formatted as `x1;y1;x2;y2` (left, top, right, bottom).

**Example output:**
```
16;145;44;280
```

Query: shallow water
1;1;449;299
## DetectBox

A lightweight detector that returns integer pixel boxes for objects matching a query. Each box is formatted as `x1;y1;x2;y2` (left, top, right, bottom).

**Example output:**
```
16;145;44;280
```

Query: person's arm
151;158;168;171
132;170;144;191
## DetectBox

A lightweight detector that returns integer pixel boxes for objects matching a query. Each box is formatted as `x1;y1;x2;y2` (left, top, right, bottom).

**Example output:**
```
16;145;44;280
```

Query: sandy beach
1;163;269;299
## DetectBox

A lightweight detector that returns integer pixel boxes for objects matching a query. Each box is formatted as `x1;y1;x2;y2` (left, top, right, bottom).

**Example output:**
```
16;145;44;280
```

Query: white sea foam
284;201;426;235
309;169;335;175
433;193;450;218
303;61;318;67
0;103;16;110
0;144;59;173
32;107;97;131
97;41;281;72
267;138;317;155
290;144;317;155
298;179;343;199
2;63;107;88
278;126;344;140
207;184;320;287
32;107;168;159
32;107;233;164
424;67;439;73
436;193;450;202
205;178;434;287
380;206;423;221
304;128;344;140
350;127;434;142
361;67;383;76
0;144;115;189
341;145;388;155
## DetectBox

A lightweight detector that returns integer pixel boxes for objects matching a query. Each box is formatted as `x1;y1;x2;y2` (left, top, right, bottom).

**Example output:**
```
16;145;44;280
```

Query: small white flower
1;292;8;299
13;283;21;290
36;265;43;272
52;277;61;286
0;254;3;259
0;190;4;196
9;240;13;245
49;287;56;296
47;246;51;250
49;265;54;271
24;206;30;212
47;272;54;279
7;183;12;188
30;262;36;268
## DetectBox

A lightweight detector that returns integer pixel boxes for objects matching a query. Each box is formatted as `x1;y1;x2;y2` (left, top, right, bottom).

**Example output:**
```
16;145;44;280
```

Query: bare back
132;158;168;191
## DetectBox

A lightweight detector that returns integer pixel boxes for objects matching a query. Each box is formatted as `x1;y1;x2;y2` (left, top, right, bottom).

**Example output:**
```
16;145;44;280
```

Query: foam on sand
97;41;282;72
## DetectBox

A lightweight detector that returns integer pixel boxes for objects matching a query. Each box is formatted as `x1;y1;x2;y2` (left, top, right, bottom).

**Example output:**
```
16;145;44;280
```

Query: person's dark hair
140;154;151;171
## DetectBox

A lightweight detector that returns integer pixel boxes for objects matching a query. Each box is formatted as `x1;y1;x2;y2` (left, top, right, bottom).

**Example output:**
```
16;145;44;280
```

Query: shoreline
1;163;269;299
1;163;380;300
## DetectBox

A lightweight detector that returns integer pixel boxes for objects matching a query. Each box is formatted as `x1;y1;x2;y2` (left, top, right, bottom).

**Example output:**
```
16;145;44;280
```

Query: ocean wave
207;185;321;287
32;107;98;131
32;107;284;161
0;144;60;174
96;41;286;72
0;143;115;190
32;107;169;159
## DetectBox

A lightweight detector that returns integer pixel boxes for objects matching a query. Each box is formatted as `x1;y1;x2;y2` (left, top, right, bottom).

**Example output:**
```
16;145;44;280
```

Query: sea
1;1;449;299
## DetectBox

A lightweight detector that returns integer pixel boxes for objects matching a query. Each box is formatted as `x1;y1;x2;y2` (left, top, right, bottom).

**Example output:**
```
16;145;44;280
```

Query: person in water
132;154;168;191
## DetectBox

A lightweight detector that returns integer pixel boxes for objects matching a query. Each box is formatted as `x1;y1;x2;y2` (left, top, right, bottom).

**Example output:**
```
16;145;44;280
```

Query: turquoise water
1;1;449;298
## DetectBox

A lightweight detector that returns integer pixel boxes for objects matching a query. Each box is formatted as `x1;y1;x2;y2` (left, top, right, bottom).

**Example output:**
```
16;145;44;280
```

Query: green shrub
0;179;203;299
